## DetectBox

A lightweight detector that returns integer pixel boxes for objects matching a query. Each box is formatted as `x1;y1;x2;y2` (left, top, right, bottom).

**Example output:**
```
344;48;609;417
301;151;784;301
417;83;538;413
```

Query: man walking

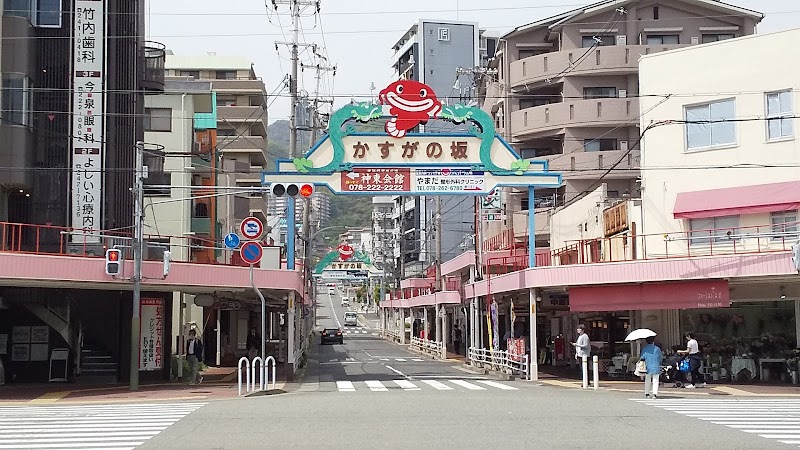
572;324;590;381
186;329;204;385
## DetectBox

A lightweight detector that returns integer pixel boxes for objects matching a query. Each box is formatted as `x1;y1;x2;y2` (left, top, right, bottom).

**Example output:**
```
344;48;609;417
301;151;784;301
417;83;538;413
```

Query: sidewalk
535;366;800;396
0;365;289;405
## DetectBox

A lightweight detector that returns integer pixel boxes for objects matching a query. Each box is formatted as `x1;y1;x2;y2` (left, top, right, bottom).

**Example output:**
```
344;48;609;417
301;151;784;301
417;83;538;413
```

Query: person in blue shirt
640;336;663;399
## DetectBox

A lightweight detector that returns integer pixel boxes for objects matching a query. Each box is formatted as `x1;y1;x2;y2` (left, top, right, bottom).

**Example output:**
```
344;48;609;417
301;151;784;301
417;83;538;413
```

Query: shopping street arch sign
261;80;562;195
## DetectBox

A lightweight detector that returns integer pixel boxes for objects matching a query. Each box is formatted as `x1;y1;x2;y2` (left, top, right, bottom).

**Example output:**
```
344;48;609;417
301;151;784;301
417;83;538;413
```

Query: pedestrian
453;326;463;356
186;329;204;385
677;332;705;388
246;326;260;361
571;324;590;380
640;336;663;399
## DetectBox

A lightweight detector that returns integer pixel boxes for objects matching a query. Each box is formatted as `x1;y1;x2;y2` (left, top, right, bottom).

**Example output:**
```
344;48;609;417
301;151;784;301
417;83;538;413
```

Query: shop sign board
140;298;164;371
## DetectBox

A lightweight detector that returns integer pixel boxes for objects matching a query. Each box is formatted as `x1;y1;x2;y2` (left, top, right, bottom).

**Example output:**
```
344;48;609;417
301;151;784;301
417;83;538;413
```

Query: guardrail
469;347;529;380
410;336;445;359
384;328;401;342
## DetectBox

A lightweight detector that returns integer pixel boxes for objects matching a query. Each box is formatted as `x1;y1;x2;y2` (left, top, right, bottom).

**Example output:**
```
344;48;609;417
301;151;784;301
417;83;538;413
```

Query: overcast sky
148;0;799;124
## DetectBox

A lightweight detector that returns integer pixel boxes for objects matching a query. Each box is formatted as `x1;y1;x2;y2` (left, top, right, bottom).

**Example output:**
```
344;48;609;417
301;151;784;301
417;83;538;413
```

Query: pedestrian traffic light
105;248;121;276
271;183;315;198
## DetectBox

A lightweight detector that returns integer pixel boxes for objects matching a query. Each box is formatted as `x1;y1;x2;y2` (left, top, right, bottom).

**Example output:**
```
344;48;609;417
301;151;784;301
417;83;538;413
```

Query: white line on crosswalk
336;381;355;392
393;380;421;391
365;380;388;392
395;358;406;362
420;380;453;390
475;380;518;390
448;380;485;390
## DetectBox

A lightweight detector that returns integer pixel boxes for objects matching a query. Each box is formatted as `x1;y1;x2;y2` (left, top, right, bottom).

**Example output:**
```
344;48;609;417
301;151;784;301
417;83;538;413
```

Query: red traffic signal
105;249;122;275
271;183;315;198
299;183;314;197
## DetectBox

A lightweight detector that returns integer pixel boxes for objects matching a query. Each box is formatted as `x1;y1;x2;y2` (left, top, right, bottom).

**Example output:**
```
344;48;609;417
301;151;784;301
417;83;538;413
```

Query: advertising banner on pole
140;298;164;371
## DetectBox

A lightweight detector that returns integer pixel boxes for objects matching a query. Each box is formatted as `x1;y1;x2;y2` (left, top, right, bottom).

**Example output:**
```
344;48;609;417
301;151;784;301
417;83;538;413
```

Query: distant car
344;312;358;327
341;297;350;307
321;328;343;345
328;287;336;295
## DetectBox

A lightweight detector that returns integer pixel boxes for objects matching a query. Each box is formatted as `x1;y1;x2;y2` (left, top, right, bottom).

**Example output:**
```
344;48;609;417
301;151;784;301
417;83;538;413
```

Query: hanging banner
70;0;106;243
140;298;164;371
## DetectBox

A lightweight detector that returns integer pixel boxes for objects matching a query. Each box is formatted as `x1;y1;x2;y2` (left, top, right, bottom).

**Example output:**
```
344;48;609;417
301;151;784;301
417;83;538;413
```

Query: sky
148;0;800;125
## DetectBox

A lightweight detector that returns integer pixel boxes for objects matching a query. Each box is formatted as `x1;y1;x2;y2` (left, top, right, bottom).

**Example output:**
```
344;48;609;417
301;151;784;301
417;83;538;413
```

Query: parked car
344;311;358;327
321;328;343;344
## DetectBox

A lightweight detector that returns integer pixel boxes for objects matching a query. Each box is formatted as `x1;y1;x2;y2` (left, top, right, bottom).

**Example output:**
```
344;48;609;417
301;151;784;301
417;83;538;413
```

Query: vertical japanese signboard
139;298;164;371
71;0;106;243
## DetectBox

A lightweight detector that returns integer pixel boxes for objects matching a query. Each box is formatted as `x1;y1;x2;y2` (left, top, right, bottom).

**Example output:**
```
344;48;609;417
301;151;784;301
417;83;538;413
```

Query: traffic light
271;183;315;198
105;248;121;276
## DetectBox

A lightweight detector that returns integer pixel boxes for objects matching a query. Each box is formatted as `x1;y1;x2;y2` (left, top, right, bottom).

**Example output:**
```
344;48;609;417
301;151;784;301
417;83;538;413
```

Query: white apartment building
639;28;800;254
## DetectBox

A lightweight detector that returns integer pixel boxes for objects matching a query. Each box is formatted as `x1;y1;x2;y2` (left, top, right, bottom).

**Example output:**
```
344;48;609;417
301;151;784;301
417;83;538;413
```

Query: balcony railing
511;97;639;136
142;41;166;92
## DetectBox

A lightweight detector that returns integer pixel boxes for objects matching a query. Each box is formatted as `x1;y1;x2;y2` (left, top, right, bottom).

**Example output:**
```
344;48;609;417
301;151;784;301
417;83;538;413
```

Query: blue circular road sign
224;233;241;250
240;241;263;265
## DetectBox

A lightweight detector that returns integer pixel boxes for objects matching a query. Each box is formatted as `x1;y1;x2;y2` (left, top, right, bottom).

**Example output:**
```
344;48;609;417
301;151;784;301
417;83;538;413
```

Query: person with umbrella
639;336;663;399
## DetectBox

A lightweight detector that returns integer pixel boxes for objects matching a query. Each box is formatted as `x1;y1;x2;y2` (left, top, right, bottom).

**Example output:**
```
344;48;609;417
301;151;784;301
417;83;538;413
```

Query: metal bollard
592;355;599;390
237;357;251;396
582;355;589;389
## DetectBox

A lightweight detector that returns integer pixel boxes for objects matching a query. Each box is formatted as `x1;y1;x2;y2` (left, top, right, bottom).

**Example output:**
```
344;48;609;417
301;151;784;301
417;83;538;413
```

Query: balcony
142;41;166;93
208;79;267;95
511;97;638;137
509;44;682;88
217;106;268;134
545;149;641;179
218;135;267;165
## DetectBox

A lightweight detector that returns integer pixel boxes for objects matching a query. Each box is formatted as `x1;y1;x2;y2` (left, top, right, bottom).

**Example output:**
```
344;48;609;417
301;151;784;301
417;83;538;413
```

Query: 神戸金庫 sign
71;0;107;243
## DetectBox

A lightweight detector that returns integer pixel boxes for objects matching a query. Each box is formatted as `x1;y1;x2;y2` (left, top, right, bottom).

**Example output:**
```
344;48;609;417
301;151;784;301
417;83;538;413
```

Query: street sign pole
528;185;536;268
249;265;267;390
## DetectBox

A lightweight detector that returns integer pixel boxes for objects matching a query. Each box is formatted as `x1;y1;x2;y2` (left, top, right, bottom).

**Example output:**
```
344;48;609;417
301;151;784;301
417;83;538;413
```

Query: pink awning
673;181;800;219
569;279;730;312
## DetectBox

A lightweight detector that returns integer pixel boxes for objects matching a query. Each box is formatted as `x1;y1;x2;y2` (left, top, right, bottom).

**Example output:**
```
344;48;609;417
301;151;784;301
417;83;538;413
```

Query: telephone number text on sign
340;168;411;193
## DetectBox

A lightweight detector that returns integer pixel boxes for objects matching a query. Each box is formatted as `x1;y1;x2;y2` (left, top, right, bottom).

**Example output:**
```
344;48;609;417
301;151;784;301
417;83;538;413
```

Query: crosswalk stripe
420;380;453;390
448;380;485;390
393;380;421;391
365;380;388;392
336;381;355;392
395;358;406;362
475;380;518;390
0;441;144;449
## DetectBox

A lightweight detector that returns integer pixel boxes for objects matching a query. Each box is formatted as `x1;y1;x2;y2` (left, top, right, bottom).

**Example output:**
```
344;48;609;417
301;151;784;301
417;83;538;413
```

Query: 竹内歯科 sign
139;298;163;371
263;80;561;196
71;0;106;244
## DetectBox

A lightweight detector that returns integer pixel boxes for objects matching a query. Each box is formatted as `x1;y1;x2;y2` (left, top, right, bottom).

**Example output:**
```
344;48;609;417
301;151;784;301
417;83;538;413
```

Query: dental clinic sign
263;80;562;195
70;0;106;243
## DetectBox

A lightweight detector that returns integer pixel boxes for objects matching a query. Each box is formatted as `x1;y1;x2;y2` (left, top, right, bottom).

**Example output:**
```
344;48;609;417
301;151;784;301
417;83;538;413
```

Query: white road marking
475;380;518;390
385;365;406;377
365;380;388;392
412;358;424;362
420;380;453;390
393;380;421;391
327;292;342;328
395;358;406;362
449;379;485;390
336;381;355;392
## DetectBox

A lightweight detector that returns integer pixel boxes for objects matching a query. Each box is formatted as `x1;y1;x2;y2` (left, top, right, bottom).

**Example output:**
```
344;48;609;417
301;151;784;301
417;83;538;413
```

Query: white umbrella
624;328;657;342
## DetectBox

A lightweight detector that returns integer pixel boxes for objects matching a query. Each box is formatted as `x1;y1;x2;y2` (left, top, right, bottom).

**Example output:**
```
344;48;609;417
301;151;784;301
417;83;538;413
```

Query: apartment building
389;20;494;278
339;228;372;255
164;53;269;237
483;0;762;248
371;197;397;280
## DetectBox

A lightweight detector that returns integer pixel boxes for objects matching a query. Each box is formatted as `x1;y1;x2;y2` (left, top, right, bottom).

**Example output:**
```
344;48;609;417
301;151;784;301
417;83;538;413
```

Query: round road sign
240;241;263;265
240;216;263;240
223;233;240;249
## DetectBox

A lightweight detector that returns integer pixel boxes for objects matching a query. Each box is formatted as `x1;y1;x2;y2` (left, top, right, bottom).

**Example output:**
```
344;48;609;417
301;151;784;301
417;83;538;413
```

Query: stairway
80;348;118;381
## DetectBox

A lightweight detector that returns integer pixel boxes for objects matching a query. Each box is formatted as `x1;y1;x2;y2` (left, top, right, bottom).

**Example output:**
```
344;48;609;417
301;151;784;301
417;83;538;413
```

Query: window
582;35;615;48
702;34;735;44
217;128;236;137
4;0;30;19
144;108;172;132
519;97;555;109
766;90;793;140
1;74;32;127
689;216;739;245
653;6;659;19
520;148;559;158
142;154;170;196
518;49;548;59
215;71;236;80
646;35;679;45
179;70;200;79
685;99;736;150
583;87;617;99
771;211;799;242
584;139;617;152
32;0;61;27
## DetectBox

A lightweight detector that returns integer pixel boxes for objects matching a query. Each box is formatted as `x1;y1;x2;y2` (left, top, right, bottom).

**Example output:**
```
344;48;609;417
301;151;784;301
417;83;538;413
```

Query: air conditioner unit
620;140;629;151
618;89;627;98
616;35;627;45
691;37;699;45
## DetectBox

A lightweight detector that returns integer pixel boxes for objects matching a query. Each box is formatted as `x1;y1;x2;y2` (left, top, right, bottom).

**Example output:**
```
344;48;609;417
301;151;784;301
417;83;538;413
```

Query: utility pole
435;196;443;292
130;141;145;391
